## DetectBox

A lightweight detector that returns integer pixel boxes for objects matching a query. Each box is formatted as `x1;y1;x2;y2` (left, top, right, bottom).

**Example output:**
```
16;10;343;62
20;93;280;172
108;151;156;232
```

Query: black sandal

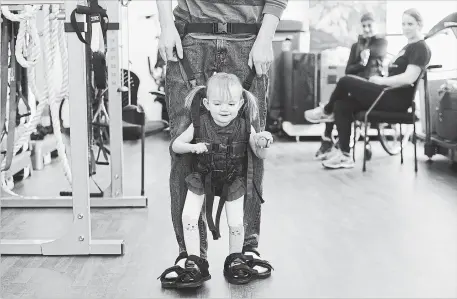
158;252;188;289
242;247;274;279
174;255;211;289
223;253;258;285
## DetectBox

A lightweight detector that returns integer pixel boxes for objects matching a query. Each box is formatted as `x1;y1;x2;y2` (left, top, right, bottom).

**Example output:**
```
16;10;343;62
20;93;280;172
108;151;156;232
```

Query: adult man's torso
174;0;266;24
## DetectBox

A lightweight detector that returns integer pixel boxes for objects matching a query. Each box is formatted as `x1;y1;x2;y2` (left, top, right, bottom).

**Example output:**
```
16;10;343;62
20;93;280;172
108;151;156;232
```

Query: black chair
121;69;140;107
353;65;442;172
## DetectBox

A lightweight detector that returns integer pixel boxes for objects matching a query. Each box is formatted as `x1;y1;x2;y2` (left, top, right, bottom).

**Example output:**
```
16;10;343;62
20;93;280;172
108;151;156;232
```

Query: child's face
204;95;244;126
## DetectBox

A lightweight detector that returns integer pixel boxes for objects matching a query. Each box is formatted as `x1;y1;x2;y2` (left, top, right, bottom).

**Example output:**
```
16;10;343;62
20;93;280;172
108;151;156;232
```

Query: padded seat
355;111;417;124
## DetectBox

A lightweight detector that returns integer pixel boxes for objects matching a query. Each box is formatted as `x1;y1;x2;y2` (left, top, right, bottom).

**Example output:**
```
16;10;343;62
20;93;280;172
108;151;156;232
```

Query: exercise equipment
435;81;457;141
1;4;63;194
1;1;147;208
423;12;457;164
0;0;147;256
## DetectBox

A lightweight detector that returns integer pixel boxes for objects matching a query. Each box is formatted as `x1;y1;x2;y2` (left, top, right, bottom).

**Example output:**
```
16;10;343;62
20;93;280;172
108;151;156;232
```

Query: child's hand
191;143;208;154
254;131;273;148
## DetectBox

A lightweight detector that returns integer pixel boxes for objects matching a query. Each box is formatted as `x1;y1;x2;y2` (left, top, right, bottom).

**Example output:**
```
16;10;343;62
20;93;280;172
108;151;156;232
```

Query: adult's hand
249;35;274;77
360;49;370;66
158;25;183;62
248;14;279;77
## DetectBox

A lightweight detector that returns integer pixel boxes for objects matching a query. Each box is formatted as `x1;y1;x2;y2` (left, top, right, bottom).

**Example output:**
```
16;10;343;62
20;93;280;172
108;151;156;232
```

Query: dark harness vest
181;57;263;240
191;113;250;240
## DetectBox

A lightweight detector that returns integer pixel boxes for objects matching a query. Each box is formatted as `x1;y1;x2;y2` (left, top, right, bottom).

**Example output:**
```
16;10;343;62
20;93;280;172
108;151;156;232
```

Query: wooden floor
1;132;457;298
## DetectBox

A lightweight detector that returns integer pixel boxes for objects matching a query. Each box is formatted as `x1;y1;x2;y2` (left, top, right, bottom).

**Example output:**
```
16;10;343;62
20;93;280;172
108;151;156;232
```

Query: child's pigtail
242;89;259;123
184;85;207;110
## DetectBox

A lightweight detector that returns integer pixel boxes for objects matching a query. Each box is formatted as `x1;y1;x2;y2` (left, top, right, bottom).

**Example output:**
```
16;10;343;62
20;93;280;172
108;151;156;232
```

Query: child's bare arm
249;125;273;159
172;125;208;154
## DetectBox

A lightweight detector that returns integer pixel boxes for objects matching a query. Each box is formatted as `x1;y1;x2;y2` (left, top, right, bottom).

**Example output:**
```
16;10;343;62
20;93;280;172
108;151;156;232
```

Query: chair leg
362;122;368;172
413;120;418;172
352;122;356;161
400;124;404;164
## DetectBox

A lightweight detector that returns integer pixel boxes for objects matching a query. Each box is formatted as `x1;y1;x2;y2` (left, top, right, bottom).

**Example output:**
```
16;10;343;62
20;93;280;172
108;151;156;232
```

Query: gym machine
0;0;146;255
422;12;457;166
0;0;147;209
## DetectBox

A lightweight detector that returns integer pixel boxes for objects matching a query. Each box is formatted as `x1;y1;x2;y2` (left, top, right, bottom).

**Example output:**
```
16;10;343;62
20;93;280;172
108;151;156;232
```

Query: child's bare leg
225;197;245;254
166;190;204;278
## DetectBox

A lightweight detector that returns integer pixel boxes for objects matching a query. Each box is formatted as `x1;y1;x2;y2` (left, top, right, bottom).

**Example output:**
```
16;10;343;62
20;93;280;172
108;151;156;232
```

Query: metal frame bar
0;0;133;255
0;1;147;209
104;0;124;199
1;0;63;4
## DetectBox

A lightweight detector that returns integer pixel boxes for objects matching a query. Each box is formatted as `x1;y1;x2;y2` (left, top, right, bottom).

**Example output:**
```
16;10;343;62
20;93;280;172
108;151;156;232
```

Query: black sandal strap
175;255;210;283
246;258;274;271
157;252;189;280
186;255;210;276
224;253;249;270
224;253;257;281
234;250;274;271
157;265;184;280
175;251;188;264
242;247;261;257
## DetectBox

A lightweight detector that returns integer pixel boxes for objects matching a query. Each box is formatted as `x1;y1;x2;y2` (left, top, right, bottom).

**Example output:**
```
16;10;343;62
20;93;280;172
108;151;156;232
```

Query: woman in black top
306;8;431;169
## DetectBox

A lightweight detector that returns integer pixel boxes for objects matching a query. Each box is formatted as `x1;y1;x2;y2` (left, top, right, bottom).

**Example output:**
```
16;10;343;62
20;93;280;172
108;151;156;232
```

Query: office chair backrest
121;69;140;107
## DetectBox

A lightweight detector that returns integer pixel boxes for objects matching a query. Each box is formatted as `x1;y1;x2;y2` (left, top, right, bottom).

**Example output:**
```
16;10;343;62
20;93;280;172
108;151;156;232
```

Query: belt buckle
217;22;228;34
218;143;228;152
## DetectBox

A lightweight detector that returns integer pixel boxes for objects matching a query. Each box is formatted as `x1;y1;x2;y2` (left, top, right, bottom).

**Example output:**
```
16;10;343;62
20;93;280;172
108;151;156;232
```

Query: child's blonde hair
184;72;259;122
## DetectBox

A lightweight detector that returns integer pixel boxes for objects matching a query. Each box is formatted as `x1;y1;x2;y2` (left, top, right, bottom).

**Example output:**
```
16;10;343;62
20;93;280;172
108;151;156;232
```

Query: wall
119;1;163;120
280;0;310;52
308;0;387;51
385;1;457;71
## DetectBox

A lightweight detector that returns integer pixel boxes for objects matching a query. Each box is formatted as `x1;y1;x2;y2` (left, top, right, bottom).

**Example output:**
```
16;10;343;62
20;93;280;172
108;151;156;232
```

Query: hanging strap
69;0;109;46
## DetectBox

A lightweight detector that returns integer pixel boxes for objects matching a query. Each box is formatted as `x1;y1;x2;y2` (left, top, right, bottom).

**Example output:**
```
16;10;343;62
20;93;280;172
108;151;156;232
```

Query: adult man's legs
166;34;219;260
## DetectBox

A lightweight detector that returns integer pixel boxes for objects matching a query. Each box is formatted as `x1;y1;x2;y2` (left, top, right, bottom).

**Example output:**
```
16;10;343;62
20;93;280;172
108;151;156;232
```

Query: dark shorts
185;173;246;202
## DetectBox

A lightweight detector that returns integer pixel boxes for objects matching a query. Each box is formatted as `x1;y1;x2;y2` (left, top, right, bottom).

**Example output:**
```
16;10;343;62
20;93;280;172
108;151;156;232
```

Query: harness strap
4;26;19;171
190;91;202;138
204;175;219;239
242;69;256;91
214;183;228;238
0;18;9;135
185;23;260;35
70;0;108;46
208;143;247;155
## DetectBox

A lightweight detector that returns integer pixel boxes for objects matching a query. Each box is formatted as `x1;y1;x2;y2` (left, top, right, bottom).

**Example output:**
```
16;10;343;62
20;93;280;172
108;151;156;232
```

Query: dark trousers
165;28;268;259
323;75;411;152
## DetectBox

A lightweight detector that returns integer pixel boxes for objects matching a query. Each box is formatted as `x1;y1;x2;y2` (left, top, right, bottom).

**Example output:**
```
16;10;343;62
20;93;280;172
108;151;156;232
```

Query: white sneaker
322;150;355;169
321;146;339;161
304;106;335;123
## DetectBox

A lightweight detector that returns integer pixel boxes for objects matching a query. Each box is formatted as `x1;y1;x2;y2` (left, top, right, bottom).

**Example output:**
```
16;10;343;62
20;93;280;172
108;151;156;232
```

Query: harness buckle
214;23;228;34
218;143;228;152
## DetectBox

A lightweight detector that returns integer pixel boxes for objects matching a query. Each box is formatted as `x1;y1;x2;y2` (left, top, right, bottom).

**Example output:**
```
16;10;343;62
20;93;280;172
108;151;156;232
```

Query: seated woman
304;8;431;169
306;12;388;160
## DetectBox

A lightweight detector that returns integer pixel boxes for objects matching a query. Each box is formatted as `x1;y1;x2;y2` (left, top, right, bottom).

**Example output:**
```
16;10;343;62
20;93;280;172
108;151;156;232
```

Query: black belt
185;23;260;35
